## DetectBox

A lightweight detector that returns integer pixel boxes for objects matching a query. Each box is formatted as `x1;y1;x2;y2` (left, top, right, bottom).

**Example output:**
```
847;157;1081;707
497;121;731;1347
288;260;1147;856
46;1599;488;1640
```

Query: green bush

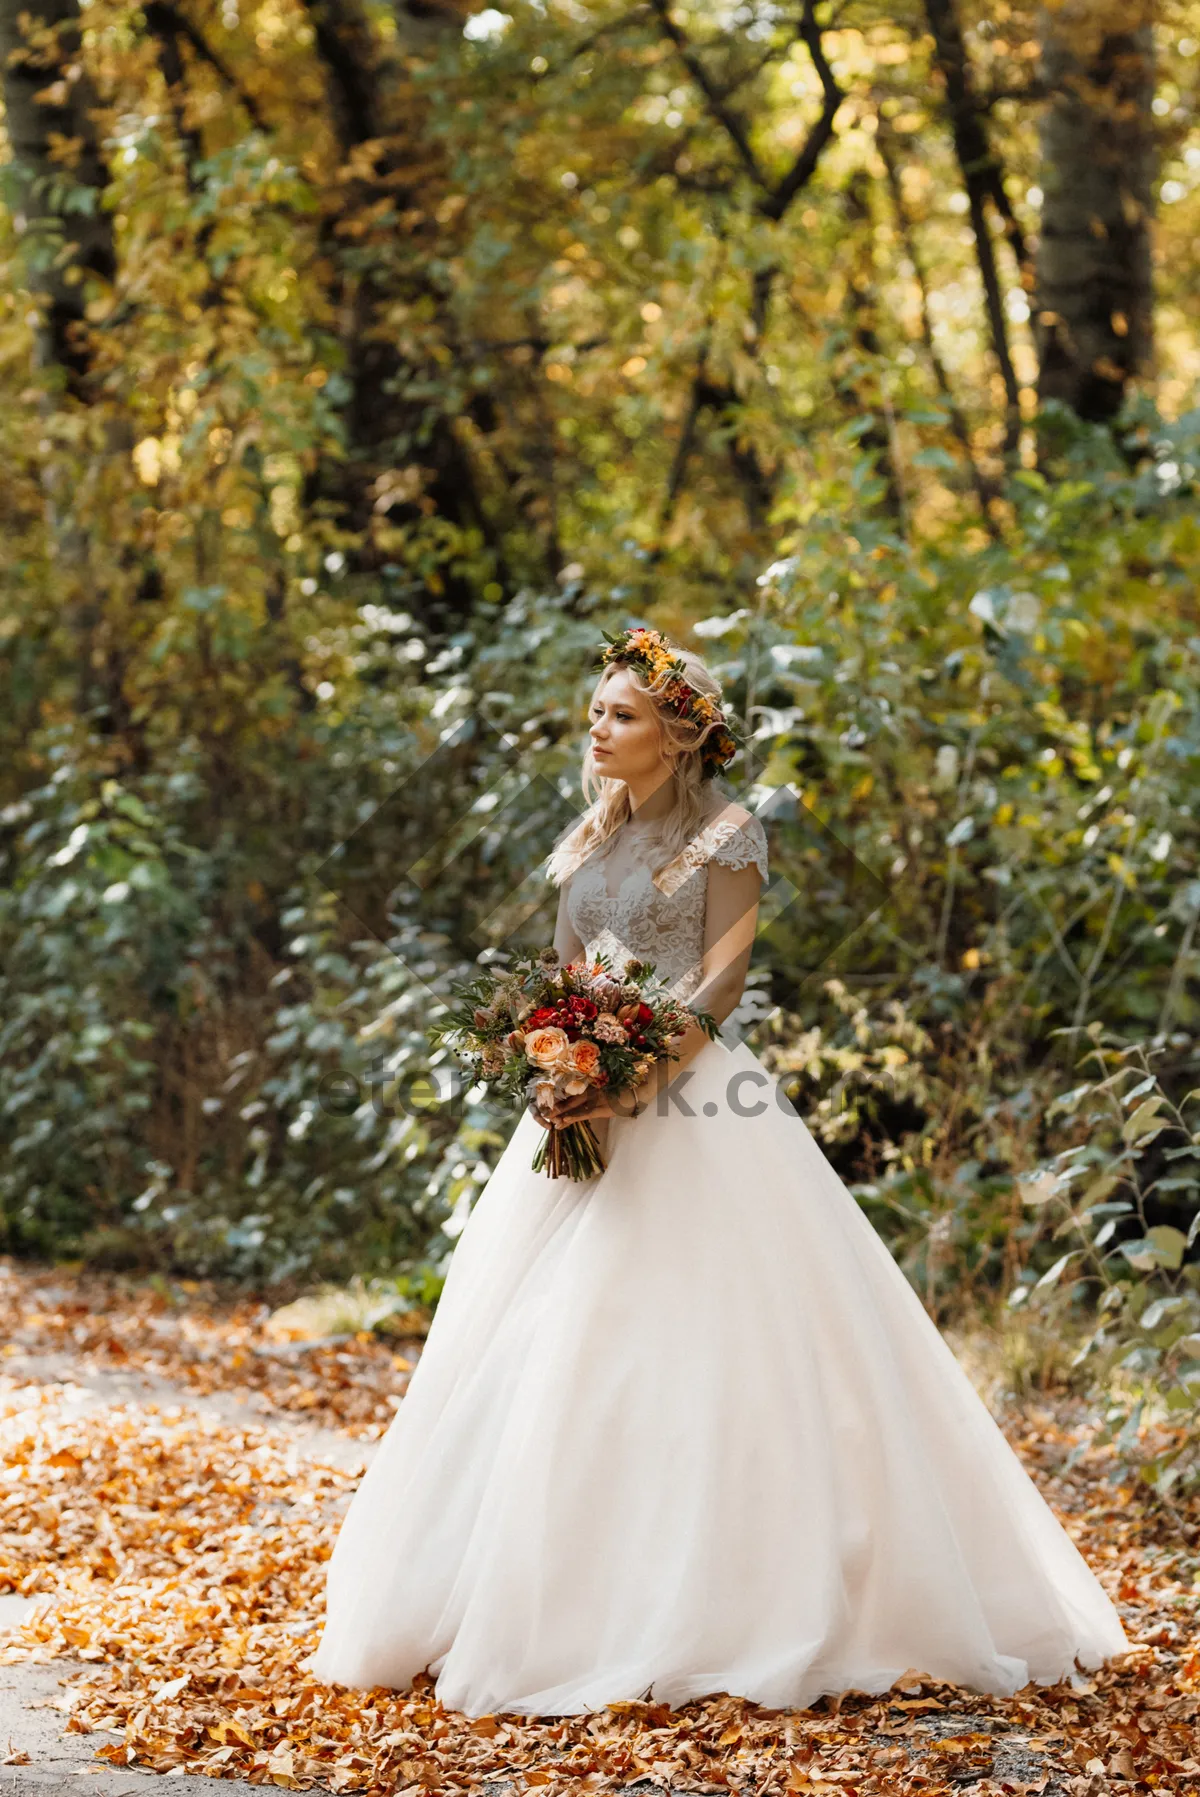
3;404;1200;1305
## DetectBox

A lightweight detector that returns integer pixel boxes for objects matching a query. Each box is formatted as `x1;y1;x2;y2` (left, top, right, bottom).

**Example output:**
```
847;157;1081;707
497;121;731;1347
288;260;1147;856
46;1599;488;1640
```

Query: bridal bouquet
430;947;720;1180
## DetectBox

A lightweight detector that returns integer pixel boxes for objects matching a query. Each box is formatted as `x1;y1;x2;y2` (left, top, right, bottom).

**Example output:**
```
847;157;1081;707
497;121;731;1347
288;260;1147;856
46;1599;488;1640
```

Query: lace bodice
562;811;769;1004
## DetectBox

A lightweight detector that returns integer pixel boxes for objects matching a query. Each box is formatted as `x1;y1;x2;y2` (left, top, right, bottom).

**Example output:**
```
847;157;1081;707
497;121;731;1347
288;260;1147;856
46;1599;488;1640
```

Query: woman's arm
553;872;585;967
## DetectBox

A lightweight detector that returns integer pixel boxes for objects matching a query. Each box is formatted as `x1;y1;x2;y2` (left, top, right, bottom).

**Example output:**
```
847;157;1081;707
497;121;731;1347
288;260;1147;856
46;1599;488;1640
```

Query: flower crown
594;625;742;778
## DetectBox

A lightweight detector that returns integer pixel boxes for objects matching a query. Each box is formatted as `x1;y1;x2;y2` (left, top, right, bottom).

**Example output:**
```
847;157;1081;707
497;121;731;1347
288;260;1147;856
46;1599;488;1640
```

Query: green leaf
1081;1173;1121;1207
1124;1096;1165;1142
911;447;958;472
1145;1225;1188;1270
1120;1345;1162;1373
1019;1170;1058;1207
1139;1296;1192;1331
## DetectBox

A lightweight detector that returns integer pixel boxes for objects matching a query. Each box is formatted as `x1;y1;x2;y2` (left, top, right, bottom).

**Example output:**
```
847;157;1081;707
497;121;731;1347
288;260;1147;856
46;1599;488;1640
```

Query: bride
310;624;1130;1717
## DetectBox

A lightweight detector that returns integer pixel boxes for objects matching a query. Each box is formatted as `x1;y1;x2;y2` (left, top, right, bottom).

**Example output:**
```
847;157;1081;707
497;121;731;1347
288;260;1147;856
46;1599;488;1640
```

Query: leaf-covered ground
1;1263;1198;1796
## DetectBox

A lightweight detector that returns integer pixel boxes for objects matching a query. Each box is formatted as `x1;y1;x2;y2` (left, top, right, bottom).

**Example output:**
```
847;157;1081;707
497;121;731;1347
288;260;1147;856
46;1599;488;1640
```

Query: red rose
527;1006;557;1028
636;1002;654;1025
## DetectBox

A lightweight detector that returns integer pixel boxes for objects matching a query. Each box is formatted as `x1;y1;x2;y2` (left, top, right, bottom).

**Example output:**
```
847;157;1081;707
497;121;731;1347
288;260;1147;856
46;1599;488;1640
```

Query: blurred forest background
1;0;1199;1482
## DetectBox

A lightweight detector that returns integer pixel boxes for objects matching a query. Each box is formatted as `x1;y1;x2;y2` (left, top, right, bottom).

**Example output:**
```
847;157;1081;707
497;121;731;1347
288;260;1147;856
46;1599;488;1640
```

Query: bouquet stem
531;1120;607;1181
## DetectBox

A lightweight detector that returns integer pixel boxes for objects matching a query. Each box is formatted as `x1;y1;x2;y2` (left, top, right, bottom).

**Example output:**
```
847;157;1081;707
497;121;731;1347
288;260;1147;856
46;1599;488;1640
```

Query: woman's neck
626;775;677;827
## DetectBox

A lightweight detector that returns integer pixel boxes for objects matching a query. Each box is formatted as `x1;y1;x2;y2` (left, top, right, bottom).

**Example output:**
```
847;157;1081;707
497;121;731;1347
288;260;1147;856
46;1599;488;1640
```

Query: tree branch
760;0;843;221
647;0;768;188
976;78;1048;110
656;333;711;542
876;117;1000;535
648;0;842;224
923;0;1025;454
552;2;652;70
142;1;266;130
302;0;383;149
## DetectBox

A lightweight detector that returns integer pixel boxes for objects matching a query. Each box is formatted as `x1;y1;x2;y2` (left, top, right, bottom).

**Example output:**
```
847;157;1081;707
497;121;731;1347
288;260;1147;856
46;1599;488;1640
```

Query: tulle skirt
309;1033;1130;1716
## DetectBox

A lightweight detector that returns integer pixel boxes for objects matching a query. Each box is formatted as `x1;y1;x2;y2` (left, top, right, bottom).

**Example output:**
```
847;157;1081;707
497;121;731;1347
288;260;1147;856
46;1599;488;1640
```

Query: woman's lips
593;747;612;757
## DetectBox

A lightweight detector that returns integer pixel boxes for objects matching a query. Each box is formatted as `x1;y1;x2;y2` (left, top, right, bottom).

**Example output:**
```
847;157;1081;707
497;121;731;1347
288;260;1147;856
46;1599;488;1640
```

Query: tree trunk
0;0;114;395
1035;2;1156;421
924;0;1028;459
838;170;906;529
0;0;122;744
302;0;503;624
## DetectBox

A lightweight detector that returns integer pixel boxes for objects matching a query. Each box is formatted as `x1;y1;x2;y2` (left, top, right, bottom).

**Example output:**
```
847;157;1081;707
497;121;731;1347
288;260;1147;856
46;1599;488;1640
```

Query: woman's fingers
548;1101;589;1124
537;1090;611;1125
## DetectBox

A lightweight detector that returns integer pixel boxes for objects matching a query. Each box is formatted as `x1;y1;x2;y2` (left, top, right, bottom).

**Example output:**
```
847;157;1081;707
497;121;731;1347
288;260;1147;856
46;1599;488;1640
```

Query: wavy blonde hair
546;645;737;888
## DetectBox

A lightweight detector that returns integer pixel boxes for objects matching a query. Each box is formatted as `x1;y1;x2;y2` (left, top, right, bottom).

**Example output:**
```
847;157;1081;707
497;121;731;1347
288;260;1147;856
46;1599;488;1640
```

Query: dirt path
0;1346;375;1797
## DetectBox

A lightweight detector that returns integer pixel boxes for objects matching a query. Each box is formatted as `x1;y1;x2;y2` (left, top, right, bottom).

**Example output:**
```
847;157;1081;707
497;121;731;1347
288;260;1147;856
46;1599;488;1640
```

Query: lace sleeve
706;813;769;884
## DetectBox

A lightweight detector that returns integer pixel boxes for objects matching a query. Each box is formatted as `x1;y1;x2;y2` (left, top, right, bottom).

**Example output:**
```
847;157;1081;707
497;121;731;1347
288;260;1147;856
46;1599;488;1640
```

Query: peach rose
525;1025;570;1068
567;1038;601;1078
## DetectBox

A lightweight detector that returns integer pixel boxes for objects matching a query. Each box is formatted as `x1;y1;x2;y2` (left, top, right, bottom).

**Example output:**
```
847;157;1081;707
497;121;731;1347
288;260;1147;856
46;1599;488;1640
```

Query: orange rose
568;1039;601;1078
525;1025;570;1068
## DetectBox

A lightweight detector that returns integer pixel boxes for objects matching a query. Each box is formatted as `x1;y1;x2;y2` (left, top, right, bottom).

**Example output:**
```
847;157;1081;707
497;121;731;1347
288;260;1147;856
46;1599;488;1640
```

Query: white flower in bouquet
592;1012;628;1046
590;974;625;1012
531;1076;559;1114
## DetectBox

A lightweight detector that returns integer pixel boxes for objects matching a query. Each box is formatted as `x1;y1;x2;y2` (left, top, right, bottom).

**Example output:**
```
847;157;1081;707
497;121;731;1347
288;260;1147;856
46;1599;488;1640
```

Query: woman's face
587;667;667;786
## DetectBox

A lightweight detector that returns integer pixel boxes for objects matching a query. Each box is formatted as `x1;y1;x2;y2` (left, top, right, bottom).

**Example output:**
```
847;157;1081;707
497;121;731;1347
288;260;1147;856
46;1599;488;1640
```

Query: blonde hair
546;645;736;888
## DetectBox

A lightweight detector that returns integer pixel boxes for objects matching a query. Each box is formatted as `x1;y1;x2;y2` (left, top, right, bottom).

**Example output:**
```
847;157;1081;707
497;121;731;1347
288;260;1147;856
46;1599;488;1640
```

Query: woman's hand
526;1088;602;1130
544;1087;615;1127
544;1082;654;1127
527;1091;556;1131
527;1083;627;1129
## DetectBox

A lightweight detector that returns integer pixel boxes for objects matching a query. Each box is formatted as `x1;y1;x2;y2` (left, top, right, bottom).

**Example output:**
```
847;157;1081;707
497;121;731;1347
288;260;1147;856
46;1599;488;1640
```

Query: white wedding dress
310;810;1130;1717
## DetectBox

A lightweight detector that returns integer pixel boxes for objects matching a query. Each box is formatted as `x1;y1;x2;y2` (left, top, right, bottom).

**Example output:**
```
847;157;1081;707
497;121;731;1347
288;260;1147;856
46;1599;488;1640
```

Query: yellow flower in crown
594;625;743;777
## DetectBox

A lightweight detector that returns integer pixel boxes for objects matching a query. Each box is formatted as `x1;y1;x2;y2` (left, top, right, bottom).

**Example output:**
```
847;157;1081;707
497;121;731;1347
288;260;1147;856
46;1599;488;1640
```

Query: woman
310;625;1130;1718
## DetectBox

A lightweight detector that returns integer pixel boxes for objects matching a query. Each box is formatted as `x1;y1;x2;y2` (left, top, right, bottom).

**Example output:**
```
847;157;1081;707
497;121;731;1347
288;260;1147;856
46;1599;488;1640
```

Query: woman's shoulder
693;800;769;881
